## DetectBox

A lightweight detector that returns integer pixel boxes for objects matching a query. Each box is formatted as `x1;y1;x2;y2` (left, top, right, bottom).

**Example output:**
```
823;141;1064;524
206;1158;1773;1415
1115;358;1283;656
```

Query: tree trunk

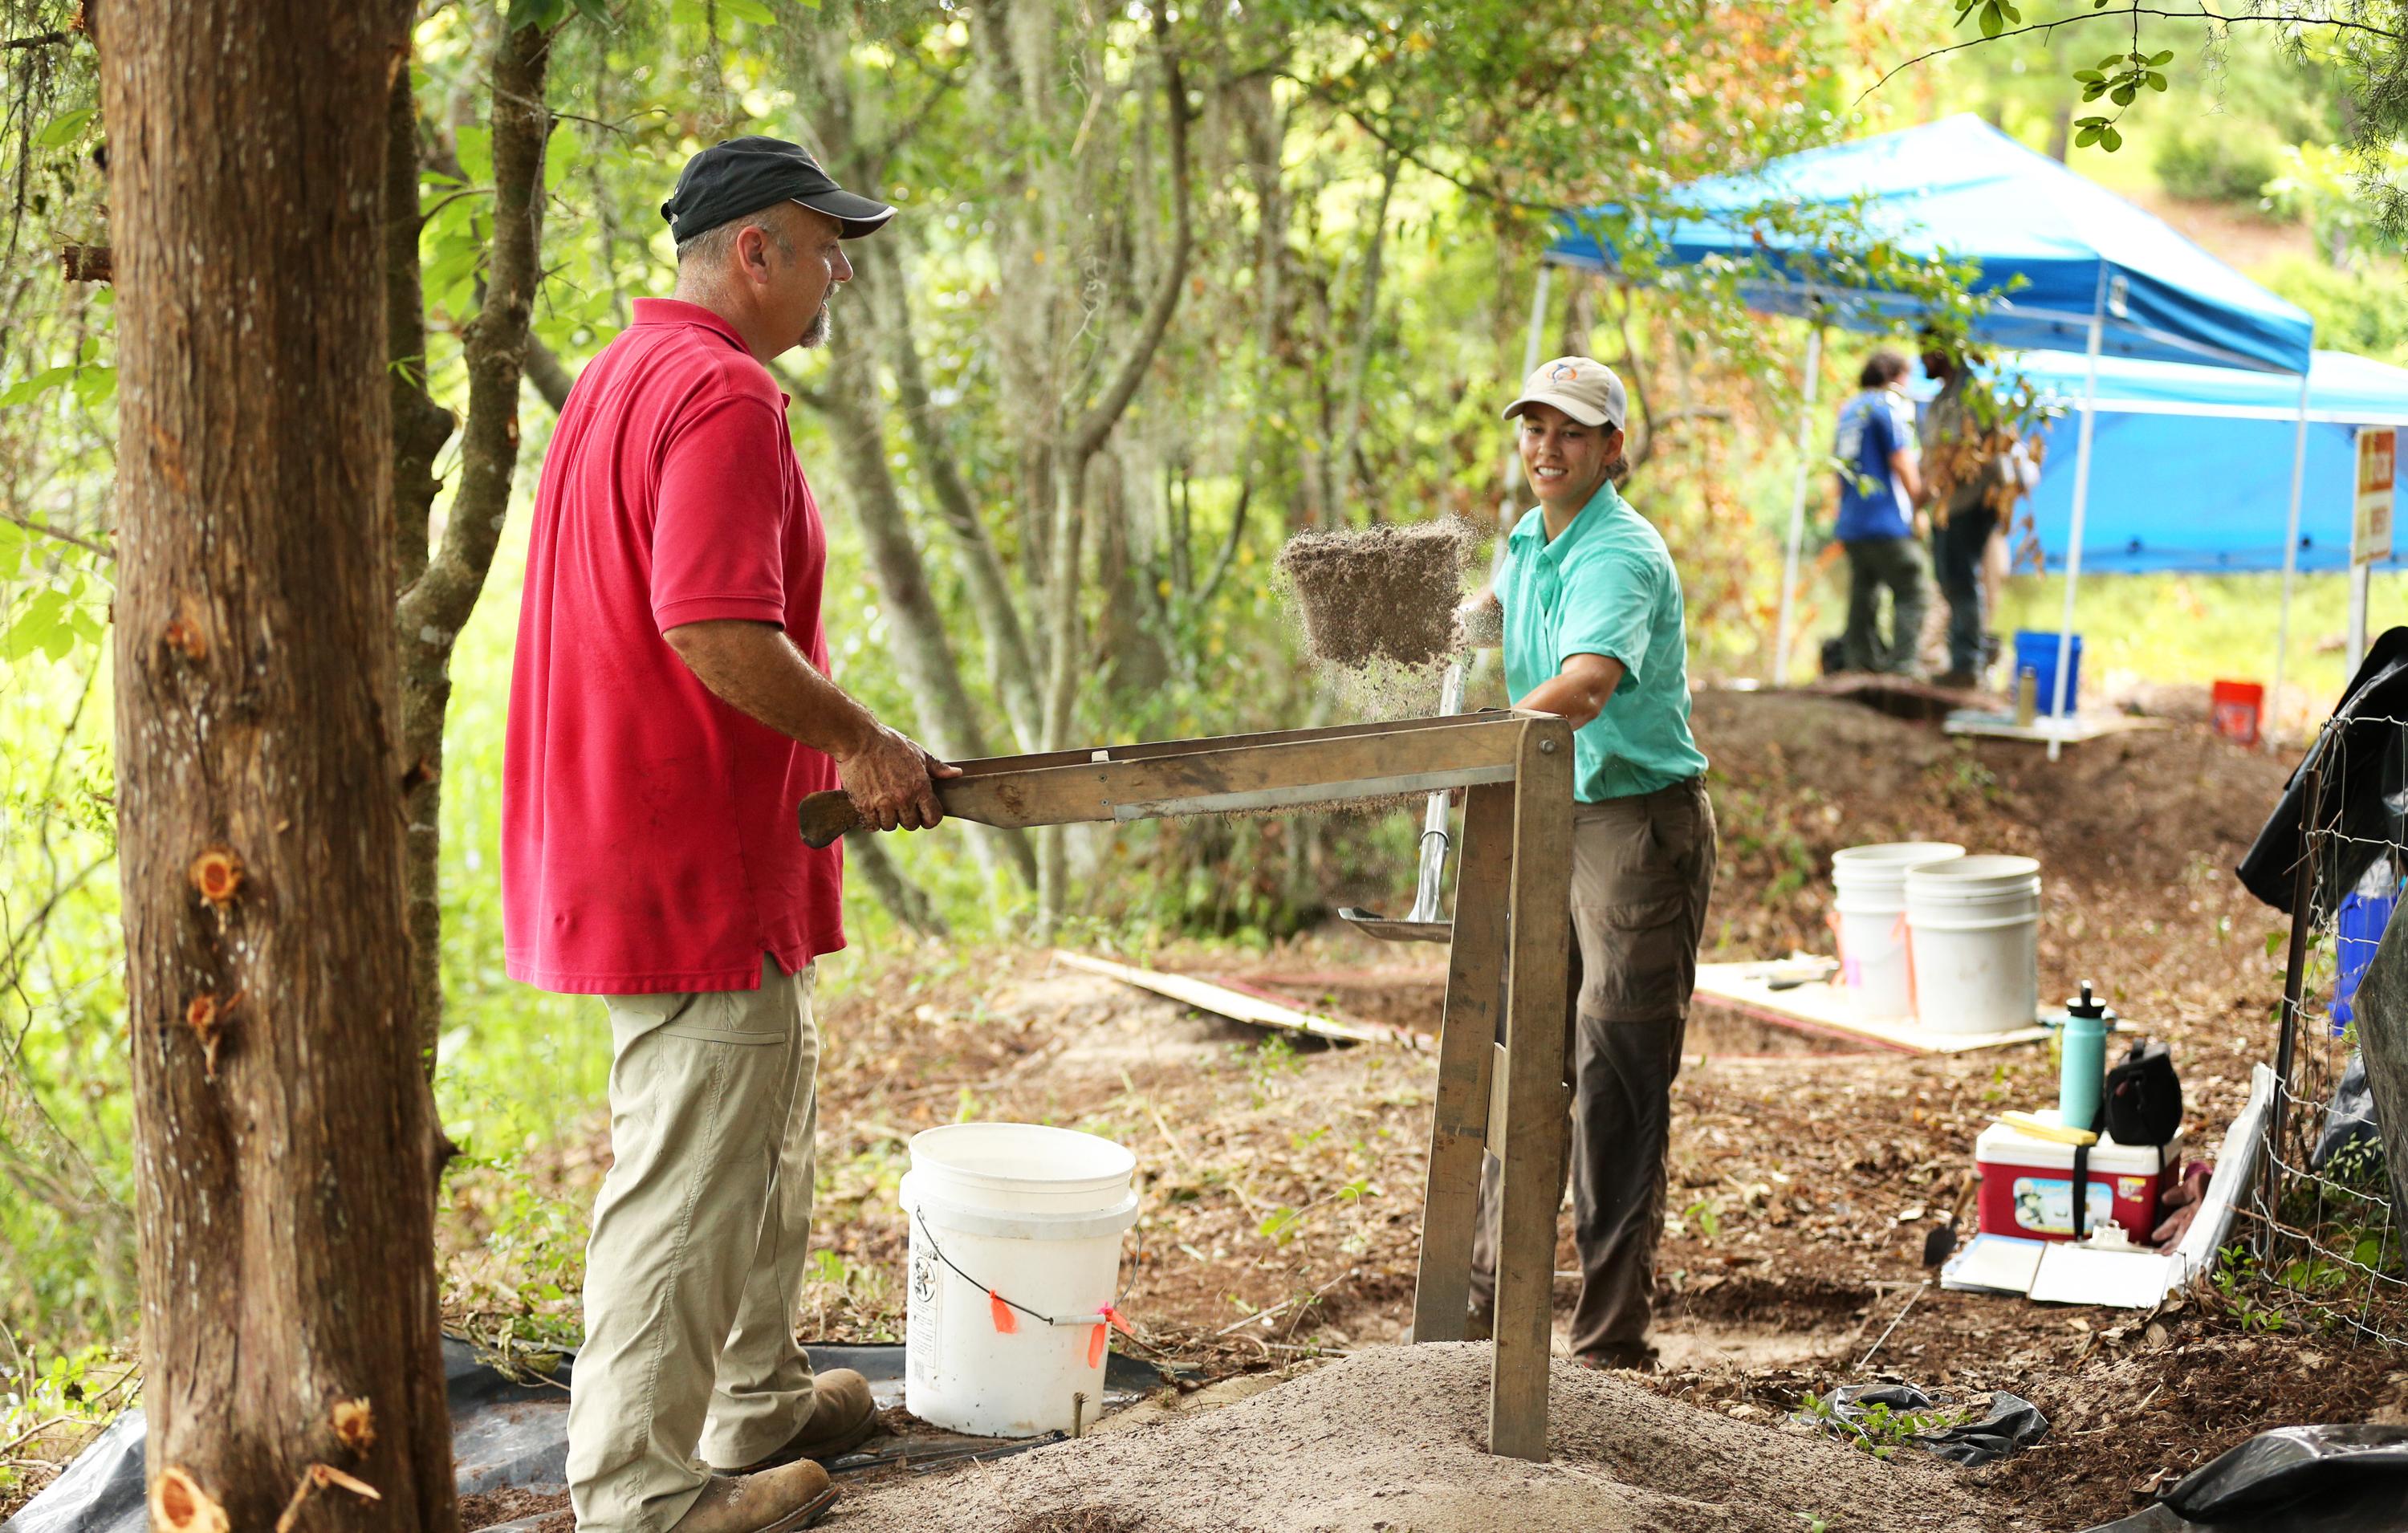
393;17;555;1070
390;70;455;593
811;264;1037;889
842;828;950;938
100;1;456;1529
1033;10;1194;931
875;257;1043;751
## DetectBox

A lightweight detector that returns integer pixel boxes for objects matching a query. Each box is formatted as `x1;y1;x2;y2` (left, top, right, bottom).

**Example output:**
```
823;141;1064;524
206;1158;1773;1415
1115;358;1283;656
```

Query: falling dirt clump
831;1343;1995;1533
1278;518;1475;670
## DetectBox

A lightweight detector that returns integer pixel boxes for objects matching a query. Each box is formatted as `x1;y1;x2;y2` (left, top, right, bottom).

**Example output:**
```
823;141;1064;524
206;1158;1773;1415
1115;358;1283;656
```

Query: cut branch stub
182;992;234;1080
189;847;242;908
58;242;112;283
151;1466;231;1533
272;1462;382;1533
330;1396;376;1454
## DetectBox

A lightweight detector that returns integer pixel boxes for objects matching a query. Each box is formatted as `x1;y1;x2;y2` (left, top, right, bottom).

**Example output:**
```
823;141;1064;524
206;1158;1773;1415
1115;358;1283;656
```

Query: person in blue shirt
1832;351;1929;674
1457;356;1716;1372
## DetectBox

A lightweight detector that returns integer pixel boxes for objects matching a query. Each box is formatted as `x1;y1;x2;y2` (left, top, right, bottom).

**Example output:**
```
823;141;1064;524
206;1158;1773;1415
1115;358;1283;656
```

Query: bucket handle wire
909;1203;1144;1332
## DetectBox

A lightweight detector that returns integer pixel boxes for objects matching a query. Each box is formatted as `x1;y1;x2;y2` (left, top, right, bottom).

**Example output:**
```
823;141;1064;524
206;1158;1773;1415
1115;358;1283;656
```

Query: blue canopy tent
1538;115;2319;746
2012;348;2408;575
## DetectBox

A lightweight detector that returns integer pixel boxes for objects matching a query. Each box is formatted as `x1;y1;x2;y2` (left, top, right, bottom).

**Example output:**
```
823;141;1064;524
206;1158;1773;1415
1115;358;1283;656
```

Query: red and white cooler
1975;1111;2184;1243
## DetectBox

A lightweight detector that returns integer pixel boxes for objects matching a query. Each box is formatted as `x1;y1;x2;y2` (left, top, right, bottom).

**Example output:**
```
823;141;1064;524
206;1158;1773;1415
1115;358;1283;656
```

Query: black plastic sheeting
1790;1382;2049;1467
2082;1425;2408;1533
3;1337;1190;1533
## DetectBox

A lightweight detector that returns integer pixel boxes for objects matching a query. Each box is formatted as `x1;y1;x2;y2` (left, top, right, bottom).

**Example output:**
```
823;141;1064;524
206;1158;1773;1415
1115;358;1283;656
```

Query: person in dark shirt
1832;351;1928;675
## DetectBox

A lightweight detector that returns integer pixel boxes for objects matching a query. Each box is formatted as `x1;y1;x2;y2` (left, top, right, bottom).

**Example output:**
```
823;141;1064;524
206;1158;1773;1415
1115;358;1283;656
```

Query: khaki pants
1470;778;1717;1360
567;954;823;1533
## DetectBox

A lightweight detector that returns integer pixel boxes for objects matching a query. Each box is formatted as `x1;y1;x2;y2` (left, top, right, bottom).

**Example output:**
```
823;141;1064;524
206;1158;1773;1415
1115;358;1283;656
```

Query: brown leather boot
665;1461;837;1533
714;1368;879;1474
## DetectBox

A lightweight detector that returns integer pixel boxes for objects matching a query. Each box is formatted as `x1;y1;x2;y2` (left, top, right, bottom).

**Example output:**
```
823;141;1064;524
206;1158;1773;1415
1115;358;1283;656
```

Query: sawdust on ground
828;1343;1994;1533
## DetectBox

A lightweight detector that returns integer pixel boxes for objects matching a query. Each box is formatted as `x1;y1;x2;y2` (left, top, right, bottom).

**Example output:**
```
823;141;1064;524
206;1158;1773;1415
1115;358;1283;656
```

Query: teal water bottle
2060;981;2112;1132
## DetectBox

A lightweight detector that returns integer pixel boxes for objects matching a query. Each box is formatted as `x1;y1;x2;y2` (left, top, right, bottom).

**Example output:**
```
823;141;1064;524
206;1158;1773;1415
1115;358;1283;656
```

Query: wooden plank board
1691;961;2054;1055
1050;950;1422;1050
1411;779;1513;1342
947;710;1547;776
801;715;1536;846
1941;710;2166;745
1490;720;1574;1462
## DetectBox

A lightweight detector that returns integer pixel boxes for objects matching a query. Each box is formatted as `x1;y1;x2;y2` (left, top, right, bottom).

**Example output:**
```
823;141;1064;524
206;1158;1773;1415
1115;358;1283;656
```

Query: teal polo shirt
1499;481;1708;803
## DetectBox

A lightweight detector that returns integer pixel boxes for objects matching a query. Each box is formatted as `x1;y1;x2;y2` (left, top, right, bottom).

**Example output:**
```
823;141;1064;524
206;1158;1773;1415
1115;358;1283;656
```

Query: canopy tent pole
2047;267;2109;762
2271;368;2313;744
1523;262;1555;378
1771;321;1825;684
2349;565;2370;673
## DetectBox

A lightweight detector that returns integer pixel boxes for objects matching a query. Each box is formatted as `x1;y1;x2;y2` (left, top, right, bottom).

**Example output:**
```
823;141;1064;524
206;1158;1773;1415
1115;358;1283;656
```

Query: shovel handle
797;791;864;850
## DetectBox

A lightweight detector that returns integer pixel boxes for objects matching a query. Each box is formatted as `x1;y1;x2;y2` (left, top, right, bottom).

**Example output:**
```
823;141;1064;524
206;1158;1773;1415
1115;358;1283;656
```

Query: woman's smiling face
1517;401;1620;513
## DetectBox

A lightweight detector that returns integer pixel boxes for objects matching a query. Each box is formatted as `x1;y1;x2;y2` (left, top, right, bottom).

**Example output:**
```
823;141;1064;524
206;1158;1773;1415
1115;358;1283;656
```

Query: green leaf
0;365;75;407
2101;125;2123;152
508;0;570;30
34;108;95;150
720;0;776;22
2076;124;2103;147
2147;72;2166;90
2111;83;2136;106
73;364;116;409
456;124;494;187
2148;49;2174;64
2072;70;2104;83
1979;2;2003;37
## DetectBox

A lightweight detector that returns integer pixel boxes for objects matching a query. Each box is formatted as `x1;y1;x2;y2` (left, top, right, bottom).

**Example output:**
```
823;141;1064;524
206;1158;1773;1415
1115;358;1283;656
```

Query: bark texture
100;1;456;1528
393;18;554;1065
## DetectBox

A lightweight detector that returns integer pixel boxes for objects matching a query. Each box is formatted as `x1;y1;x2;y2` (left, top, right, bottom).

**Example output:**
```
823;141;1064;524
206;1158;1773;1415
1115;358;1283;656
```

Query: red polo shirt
502;298;844;994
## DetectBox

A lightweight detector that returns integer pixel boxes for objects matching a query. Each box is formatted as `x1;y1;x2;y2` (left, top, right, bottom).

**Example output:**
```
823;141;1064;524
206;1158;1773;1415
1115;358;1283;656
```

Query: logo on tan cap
1505;355;1626;430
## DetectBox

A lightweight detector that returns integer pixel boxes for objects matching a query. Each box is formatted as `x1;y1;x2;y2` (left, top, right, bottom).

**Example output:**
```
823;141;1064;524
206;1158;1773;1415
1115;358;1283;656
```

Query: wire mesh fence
2254;715;2408;1347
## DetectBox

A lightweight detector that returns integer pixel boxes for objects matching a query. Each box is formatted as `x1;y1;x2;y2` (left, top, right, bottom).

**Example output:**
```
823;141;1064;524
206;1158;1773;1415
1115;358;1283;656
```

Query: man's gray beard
801;304;831;348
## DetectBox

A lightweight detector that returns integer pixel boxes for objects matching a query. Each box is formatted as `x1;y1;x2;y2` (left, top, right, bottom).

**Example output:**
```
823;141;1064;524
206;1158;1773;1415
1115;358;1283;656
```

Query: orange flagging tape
1086;1324;1107;1368
1100;1303;1134;1336
990;1291;1017;1334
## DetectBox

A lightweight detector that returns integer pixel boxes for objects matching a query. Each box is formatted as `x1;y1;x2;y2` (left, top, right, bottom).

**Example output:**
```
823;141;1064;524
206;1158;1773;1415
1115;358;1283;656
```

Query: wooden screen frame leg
1487;720;1574;1462
1410;779;1515;1340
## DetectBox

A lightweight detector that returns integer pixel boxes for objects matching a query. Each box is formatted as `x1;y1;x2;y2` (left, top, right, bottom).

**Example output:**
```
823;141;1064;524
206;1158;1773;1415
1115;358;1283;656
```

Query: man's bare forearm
665;619;878;760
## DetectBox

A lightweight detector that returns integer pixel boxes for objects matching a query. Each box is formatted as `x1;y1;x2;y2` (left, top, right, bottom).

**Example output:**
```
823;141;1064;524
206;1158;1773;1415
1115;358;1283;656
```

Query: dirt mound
831;1343;1993;1533
1690;689;2292;959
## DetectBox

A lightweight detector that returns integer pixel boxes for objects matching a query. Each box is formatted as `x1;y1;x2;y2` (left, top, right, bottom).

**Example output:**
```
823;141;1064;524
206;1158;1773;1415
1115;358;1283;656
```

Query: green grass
1994;569;2382;714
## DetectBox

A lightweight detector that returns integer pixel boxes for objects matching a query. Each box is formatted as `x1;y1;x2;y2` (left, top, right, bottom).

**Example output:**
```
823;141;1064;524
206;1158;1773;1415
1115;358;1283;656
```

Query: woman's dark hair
1859;350;1910;389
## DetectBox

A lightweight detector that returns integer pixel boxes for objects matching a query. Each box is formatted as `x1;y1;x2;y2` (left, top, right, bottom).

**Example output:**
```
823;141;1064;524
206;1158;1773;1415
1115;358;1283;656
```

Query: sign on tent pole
2351;427;2397;669
2353;427;2395;566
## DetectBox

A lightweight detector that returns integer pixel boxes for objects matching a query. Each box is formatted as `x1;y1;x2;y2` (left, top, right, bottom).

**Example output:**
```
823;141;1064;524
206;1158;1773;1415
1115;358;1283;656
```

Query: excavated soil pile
831;1344;1992;1533
1276;519;1474;671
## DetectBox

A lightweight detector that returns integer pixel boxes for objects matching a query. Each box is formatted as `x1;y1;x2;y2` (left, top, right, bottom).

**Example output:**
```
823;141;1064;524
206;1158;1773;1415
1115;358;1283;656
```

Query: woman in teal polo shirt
1461;356;1717;1371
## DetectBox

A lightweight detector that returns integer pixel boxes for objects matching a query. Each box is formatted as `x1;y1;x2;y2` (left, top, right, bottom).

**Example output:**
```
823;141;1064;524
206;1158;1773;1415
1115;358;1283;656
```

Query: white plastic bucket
900;1123;1140;1437
1906;855;2043;1034
1830;843;1965;1019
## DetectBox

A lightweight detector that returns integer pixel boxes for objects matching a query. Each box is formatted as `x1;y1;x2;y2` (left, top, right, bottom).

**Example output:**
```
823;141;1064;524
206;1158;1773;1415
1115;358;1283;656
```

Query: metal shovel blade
1332;909;1453;944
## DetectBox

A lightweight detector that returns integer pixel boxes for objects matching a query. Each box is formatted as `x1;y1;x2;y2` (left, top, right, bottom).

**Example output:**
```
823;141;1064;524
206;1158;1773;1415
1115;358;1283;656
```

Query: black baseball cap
661;136;895;244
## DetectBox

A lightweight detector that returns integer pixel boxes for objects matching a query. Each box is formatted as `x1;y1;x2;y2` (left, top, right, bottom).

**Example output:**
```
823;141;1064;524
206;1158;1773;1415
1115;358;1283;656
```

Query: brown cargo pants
1469;775;1717;1363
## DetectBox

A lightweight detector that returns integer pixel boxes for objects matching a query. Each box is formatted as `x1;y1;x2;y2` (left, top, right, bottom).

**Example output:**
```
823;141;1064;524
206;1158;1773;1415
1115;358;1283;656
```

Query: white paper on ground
2026;1243;2176;1308
1940;1233;2047;1295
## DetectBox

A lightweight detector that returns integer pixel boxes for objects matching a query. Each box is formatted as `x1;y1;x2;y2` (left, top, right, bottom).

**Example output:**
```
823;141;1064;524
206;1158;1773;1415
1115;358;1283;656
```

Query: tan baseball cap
1502;356;1627;431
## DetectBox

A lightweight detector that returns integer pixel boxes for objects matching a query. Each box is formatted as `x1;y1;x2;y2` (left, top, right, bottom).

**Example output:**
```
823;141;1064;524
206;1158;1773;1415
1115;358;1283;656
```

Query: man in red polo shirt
504;137;954;1533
